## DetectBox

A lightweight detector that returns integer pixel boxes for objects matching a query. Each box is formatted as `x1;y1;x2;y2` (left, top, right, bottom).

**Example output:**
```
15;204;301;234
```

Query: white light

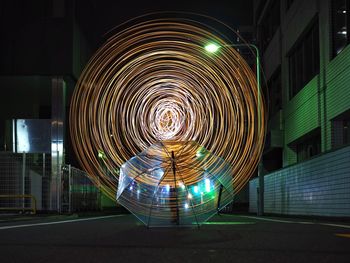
16;120;30;152
156;169;164;178
184;203;189;209
205;178;211;192
194;186;199;193
179;182;185;190
166;184;170;192
205;43;220;53
187;193;193;199
338;30;347;35
150;98;190;140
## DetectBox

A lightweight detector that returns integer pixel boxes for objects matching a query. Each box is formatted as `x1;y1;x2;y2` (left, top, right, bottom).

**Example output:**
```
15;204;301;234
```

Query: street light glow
205;43;220;53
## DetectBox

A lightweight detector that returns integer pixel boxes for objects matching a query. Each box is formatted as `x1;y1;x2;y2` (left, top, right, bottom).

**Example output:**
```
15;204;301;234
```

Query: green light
98;150;105;159
196;149;204;158
201;221;255;225
205;43;220;53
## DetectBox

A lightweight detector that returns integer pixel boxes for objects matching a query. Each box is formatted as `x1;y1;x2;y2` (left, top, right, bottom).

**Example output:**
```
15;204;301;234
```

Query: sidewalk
0;208;127;224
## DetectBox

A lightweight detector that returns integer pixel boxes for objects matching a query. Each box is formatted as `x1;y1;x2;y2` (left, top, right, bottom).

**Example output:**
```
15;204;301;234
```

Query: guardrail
0;194;37;214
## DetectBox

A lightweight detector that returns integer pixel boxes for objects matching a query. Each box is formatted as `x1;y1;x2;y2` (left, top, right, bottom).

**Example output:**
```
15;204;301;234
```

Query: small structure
116;141;234;227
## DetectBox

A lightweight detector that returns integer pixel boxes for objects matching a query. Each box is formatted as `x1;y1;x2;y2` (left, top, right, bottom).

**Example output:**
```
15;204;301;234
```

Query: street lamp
204;42;264;216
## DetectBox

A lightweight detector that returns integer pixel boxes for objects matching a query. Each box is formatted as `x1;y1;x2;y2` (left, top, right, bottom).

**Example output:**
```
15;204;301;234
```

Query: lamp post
204;43;264;216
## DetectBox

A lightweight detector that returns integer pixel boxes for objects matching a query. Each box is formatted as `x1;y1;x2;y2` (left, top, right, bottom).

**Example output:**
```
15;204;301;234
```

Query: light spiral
70;16;266;200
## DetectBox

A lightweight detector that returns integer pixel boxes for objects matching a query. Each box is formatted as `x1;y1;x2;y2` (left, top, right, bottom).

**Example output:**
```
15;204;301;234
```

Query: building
250;0;350;217
0;0;107;212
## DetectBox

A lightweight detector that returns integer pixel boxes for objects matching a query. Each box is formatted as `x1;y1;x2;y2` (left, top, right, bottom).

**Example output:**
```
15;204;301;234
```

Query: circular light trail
69;16;266;200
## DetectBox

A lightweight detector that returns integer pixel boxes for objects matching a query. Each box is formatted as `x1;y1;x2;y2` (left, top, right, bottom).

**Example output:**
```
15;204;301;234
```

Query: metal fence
0;152;51;213
0;152;100;213
61;165;101;213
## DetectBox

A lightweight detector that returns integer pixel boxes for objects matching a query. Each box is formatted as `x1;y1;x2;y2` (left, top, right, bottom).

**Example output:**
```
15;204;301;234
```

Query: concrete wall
250;145;350;217
258;0;350;166
251;0;350;218
283;76;320;165
280;2;350;165
324;44;350;150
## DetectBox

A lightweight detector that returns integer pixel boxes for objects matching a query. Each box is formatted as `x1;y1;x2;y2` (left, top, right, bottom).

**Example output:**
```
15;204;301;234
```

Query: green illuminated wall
282;44;350;167
283;76;320;165
254;0;350;218
261;0;350;167
324;45;350;150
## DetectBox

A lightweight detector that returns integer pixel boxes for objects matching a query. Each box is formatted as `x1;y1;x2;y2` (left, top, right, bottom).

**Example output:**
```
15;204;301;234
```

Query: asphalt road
0;213;349;263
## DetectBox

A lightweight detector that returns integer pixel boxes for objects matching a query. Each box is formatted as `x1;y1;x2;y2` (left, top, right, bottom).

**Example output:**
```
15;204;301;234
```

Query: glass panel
289;18;319;99
332;0;348;56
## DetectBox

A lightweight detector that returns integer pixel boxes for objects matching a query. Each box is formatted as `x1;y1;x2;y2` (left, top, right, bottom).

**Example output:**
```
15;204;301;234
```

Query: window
289;128;321;162
332;0;350;57
258;0;280;51
265;68;282;119
234;29;255;67
288;18;319;99
343;120;350;144
262;148;283;172
332;110;350;148
296;136;321;162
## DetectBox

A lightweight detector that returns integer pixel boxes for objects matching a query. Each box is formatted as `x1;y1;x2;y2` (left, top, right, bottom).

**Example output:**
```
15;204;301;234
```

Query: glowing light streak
69;16;266;201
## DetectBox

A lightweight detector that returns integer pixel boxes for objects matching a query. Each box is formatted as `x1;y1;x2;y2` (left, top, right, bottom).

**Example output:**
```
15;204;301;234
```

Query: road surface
0;213;349;262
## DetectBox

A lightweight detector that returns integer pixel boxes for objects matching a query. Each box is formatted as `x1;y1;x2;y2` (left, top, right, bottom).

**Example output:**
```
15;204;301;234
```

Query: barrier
0;194;37;214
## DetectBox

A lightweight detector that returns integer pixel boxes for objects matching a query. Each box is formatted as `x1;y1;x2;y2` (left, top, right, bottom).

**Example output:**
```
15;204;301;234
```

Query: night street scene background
0;0;350;262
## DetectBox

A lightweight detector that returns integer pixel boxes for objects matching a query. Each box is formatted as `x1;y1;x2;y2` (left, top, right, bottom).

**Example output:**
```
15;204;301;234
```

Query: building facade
250;0;350;217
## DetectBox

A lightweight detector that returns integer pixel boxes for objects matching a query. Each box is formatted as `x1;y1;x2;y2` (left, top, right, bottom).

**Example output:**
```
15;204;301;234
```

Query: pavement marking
335;233;350;238
321;223;350;229
0;215;125;230
202;221;255;225
297;221;316;225
240;216;294;224
240;216;350;229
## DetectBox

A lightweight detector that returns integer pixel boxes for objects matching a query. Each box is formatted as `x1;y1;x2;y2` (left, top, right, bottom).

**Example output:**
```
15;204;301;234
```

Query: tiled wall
249;145;350;217
325;44;350;151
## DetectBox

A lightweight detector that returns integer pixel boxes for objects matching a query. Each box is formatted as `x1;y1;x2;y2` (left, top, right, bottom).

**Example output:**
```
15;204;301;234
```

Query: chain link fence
0;152;101;213
0;152;51;213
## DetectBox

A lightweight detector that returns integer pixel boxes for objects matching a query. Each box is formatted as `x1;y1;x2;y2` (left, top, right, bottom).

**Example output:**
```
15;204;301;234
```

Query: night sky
75;0;253;49
0;0;254;163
